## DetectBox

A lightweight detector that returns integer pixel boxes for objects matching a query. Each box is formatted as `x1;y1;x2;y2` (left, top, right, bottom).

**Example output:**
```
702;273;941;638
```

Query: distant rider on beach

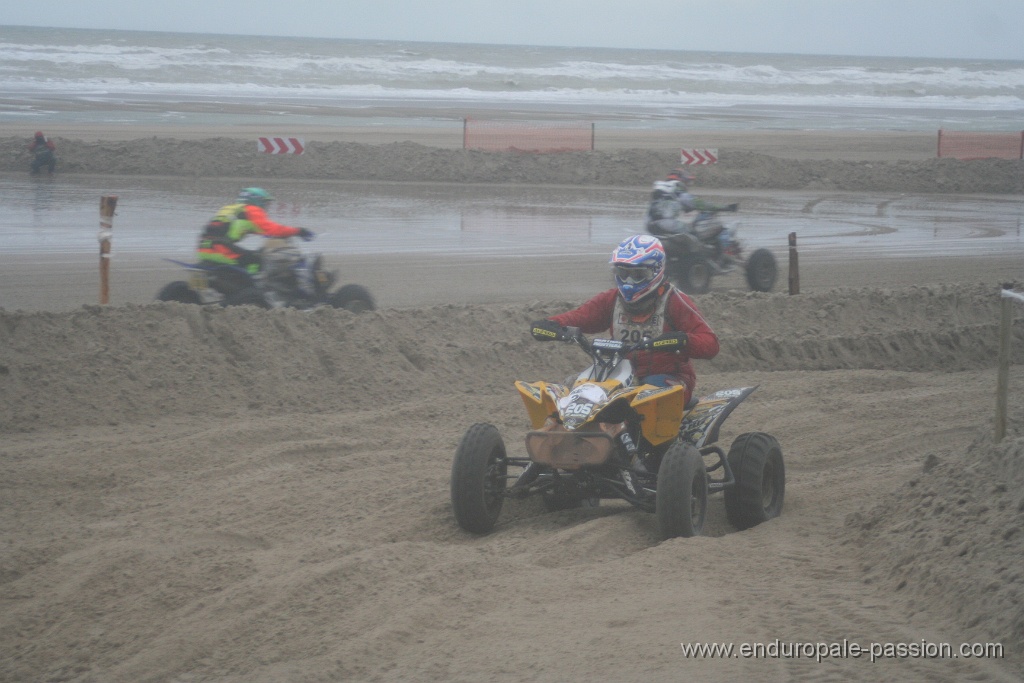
197;187;314;274
645;168;738;239
28;131;57;176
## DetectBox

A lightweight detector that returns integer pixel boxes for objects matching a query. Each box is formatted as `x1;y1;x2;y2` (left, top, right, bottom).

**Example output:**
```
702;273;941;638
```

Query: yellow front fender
631;384;685;446
515;380;564;429
517;379;684;445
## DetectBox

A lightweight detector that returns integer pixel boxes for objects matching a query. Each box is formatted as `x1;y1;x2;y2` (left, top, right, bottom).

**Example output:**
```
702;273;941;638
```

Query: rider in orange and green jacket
197;188;313;273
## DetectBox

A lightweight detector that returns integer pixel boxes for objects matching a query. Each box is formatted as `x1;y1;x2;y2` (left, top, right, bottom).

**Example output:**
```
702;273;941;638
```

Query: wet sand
2;172;1021;313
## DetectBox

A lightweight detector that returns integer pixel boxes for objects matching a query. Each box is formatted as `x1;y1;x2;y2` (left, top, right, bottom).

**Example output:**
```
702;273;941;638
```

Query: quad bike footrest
702;445;735;492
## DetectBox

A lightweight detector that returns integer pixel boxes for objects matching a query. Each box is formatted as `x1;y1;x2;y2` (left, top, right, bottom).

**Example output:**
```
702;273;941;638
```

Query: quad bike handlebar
530;320;688;357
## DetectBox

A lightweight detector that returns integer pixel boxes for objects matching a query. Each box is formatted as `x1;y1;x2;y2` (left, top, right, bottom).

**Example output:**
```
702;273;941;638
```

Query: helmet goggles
613;264;656;284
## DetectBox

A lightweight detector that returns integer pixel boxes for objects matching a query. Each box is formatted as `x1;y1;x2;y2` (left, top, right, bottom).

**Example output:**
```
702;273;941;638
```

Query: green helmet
238;187;273;207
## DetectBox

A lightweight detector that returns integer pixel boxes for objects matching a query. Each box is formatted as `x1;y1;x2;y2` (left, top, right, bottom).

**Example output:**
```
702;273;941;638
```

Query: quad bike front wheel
723;432;785;530
156;281;201;305
675;254;713;295
451;423;508;534
328;284;375;313
745;248;777;292
656;441;708;539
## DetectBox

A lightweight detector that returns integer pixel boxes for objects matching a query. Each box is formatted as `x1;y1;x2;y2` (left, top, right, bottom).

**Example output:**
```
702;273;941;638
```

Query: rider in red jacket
541;234;719;405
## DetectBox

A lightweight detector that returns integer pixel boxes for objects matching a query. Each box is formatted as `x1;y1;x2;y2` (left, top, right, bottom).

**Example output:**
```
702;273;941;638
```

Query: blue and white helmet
610;234;666;304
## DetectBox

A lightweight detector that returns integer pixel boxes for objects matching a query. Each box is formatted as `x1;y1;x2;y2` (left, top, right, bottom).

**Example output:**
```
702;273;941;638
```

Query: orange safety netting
463;119;594;152
937;130;1024;160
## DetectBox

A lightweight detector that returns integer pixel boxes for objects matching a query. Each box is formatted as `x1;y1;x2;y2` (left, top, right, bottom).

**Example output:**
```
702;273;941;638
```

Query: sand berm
2;133;1023;193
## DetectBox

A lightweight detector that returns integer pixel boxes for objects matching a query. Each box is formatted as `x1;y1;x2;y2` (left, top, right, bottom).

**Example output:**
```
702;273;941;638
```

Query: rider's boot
296;266;315;296
253;271;286;308
262;290;286;308
616;431;649;474
619;468;639;496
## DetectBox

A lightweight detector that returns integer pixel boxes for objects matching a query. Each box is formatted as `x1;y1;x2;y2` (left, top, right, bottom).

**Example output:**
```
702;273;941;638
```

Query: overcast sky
2;0;1022;60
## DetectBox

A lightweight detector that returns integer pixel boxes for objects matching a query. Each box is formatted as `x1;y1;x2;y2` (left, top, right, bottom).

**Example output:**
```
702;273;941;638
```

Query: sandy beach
1;123;1023;682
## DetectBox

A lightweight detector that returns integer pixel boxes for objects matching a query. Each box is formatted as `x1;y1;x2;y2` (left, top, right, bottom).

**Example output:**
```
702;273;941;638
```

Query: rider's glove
642;331;689;351
531;319;568;342
296;228;315;241
725;203;739;212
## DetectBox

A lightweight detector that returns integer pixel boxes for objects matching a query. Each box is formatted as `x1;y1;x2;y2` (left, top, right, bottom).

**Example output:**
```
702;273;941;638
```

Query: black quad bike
156;238;375;312
451;324;785;539
649;209;777;295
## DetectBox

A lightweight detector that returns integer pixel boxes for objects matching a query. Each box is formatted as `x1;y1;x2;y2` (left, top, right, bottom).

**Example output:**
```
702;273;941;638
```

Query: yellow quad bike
450;323;784;539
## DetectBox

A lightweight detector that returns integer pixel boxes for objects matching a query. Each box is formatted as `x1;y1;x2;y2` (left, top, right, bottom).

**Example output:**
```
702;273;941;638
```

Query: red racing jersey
548;286;719;399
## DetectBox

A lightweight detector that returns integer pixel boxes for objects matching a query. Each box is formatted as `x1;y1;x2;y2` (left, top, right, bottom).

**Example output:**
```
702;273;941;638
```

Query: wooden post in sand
995;286;1017;443
788;232;800;295
99;195;118;304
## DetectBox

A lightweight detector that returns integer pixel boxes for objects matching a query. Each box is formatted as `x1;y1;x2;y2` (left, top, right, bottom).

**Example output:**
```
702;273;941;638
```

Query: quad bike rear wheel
328;284;375;312
656;441;708;539
723;432;785;530
451;423;508;534
156;281;201;305
745;248;777;292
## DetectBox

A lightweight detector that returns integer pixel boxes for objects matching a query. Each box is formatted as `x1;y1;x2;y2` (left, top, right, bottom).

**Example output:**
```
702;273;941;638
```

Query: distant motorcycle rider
533;234;719;407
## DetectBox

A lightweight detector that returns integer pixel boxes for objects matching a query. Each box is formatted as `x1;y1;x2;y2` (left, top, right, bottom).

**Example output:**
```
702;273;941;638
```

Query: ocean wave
2;76;1022;112
2;38;1022;96
2;27;1022;130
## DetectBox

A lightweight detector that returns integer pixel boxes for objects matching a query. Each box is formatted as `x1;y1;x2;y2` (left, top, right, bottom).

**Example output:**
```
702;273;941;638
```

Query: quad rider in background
197;187;314;302
645;169;739;259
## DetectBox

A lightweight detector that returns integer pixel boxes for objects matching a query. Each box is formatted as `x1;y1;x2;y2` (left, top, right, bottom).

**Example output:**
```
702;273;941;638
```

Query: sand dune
1;281;1022;682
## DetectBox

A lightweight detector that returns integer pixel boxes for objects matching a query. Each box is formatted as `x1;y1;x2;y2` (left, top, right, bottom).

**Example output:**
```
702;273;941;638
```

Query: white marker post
788;232;800;295
995;287;1024;442
99;195;118;304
